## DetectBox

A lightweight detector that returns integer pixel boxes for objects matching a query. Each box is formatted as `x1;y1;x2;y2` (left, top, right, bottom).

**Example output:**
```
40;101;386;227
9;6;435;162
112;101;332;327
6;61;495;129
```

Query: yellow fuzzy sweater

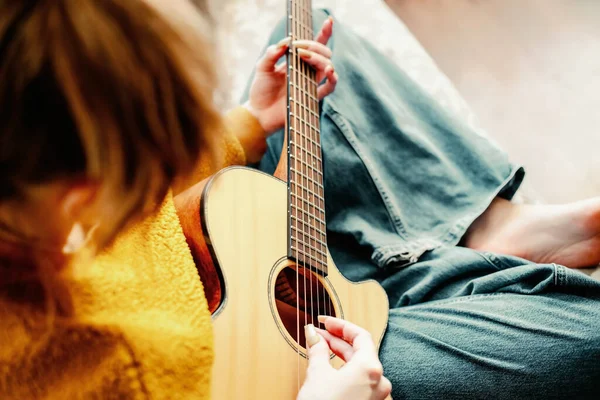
0;107;265;399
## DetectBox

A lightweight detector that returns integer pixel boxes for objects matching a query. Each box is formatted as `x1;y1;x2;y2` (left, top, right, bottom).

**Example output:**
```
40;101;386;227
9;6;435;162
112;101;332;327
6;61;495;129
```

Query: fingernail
328;16;334;25
317;315;329;324
293;40;309;49
305;324;320;347
333;72;339;80
297;48;312;58
277;37;291;48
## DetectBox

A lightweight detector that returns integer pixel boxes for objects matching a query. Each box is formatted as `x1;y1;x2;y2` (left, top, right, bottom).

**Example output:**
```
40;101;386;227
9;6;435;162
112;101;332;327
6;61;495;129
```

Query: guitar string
303;0;328;322
298;0;308;335
311;1;329;321
303;0;329;320
301;0;323;329
290;0;300;391
304;0;321;332
294;2;310;356
310;0;331;320
299;0;316;342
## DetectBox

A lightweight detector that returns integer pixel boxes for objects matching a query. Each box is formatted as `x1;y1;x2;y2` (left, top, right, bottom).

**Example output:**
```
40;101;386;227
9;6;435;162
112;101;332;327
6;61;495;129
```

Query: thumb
305;324;333;371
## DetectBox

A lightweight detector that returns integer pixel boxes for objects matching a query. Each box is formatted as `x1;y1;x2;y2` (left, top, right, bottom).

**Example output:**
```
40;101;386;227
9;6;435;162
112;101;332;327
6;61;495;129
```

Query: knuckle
366;362;384;382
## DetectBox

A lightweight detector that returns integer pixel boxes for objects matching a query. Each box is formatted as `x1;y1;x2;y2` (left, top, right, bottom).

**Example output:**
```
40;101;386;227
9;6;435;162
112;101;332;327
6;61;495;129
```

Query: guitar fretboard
287;0;327;275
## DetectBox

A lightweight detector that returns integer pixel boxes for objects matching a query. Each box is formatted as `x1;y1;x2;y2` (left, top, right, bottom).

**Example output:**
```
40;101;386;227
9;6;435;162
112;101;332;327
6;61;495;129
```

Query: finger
315;16;334;45
298;49;333;74
305;324;334;371
317;65;338;100
274;62;288;74
375;377;393;399
257;37;291;72
315;327;354;362
293;40;332;59
318;316;376;353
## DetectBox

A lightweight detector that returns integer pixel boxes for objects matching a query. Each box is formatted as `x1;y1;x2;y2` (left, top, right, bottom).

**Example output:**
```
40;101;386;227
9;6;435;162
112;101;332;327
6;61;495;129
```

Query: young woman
2;1;599;399
0;1;390;399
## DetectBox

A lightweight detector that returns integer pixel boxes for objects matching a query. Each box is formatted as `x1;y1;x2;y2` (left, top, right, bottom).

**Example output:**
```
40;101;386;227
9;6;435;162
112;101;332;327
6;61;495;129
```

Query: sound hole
274;265;336;349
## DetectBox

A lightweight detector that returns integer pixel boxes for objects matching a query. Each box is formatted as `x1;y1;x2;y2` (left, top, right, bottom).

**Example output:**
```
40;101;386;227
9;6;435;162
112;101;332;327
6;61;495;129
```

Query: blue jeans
244;9;600;399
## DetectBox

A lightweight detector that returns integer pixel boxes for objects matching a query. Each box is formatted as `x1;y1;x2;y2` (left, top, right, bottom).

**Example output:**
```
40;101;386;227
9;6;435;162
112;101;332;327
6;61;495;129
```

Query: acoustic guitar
175;1;389;398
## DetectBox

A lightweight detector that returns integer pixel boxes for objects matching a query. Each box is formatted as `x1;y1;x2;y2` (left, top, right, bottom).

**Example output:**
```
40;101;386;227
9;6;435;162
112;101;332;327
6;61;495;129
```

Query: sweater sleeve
172;106;267;195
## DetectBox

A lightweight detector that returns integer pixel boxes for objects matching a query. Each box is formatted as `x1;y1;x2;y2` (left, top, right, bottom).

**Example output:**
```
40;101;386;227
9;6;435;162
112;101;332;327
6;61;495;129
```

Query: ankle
463;198;522;250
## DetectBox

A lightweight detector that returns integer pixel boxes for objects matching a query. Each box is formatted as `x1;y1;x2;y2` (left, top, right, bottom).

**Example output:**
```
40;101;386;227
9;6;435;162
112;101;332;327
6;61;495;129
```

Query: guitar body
200;166;389;400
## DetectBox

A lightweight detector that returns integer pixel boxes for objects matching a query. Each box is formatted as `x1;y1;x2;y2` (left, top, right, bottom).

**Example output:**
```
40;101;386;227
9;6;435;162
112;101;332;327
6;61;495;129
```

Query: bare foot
464;197;600;269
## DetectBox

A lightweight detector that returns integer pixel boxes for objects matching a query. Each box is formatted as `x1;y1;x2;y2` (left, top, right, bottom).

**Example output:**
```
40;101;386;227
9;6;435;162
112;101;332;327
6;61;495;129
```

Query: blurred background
387;0;600;204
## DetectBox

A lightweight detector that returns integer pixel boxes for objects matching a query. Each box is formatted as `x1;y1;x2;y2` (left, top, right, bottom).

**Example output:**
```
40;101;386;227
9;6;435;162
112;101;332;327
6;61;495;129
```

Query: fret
289;162;324;180
289;178;324;197
289;187;325;207
290;196;325;215
289;218;326;238
289;187;325;210
290;237;327;258
290;210;326;228
291;131;319;149
289;161;323;178
290;241;327;262
289;141;321;157
290;193;325;211
290;106;320;123
290;229;327;249
289;83;319;103
289;185;324;203
290;244;328;260
291;235;322;255
289;114;320;132
290;227;326;244
289;170;324;192
288;251;327;273
294;187;323;207
290;232;326;249
291;213;326;228
289;150;323;172
289;131;322;151
290;118;319;133
289;101;320;120
289;211;325;231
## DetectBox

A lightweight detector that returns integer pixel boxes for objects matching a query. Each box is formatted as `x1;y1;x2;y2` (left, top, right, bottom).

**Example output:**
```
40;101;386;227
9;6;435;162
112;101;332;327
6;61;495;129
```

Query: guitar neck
286;0;328;276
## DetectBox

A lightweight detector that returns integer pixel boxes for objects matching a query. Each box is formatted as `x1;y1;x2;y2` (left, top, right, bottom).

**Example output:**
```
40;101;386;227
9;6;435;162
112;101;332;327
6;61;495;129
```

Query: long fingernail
277;37;292;48
317;315;329;324
305;324;320;347
297;48;312;58
293;40;310;49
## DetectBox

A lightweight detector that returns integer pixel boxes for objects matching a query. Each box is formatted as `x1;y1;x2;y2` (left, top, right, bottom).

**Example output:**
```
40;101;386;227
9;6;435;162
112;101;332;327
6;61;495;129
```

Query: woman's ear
59;182;100;255
60;182;99;224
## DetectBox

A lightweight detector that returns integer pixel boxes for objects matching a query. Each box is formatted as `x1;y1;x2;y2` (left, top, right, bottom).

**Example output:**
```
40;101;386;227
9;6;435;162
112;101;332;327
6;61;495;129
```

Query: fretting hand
297;316;392;400
244;17;338;136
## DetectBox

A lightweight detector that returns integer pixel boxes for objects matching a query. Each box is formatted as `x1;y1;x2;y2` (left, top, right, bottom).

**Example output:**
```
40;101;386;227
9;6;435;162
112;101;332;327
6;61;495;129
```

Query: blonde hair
0;0;221;250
